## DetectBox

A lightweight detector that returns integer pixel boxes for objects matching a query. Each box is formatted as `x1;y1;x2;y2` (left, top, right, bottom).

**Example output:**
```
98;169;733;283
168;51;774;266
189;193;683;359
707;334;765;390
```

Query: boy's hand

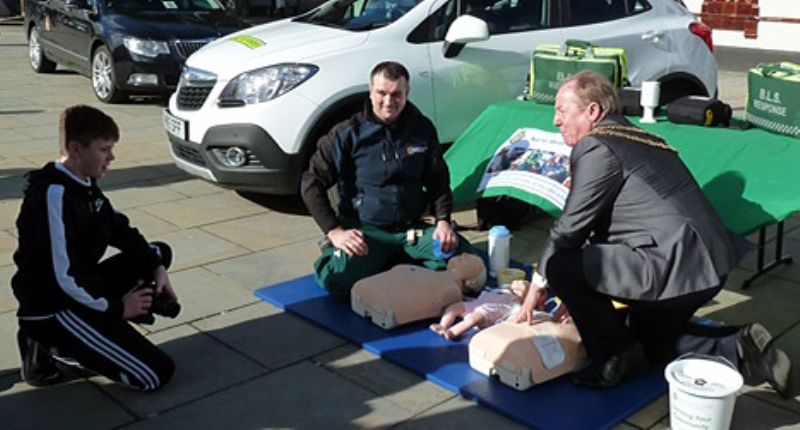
154;265;178;302
123;288;153;320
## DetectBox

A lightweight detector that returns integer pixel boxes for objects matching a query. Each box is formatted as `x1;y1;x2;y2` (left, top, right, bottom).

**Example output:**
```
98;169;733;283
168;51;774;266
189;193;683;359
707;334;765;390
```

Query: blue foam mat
255;275;667;430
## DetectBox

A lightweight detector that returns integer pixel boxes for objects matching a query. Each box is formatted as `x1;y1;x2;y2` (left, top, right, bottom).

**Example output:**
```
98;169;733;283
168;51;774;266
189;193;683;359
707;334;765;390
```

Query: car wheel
91;46;127;103
28;27;56;73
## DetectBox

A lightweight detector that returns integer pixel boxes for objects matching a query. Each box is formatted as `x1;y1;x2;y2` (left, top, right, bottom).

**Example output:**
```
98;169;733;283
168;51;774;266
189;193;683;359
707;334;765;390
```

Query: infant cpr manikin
351;254;486;329
469;319;587;390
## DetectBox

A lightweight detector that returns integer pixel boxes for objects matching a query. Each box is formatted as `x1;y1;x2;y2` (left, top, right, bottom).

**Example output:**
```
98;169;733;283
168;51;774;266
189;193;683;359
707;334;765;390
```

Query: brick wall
700;0;760;38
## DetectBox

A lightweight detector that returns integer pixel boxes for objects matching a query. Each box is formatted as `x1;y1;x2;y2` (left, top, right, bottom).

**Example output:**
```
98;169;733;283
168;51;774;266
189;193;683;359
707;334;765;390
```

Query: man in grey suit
517;71;792;397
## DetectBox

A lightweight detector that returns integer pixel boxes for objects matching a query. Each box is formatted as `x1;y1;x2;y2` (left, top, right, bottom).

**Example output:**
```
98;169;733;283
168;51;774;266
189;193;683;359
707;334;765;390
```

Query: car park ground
2;22;800;429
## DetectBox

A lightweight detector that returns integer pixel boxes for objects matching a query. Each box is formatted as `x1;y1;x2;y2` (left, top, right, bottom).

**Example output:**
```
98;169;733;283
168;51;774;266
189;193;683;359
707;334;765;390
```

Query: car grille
174;39;212;59
177;84;214;110
172;142;206;167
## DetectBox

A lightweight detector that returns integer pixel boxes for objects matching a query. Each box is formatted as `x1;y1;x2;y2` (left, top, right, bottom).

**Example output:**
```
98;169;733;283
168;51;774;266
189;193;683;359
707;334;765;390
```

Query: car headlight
218;64;318;105
123;37;170;58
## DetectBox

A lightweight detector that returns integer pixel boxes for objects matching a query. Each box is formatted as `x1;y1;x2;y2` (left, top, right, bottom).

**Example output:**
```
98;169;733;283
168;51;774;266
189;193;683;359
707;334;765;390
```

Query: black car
24;0;248;102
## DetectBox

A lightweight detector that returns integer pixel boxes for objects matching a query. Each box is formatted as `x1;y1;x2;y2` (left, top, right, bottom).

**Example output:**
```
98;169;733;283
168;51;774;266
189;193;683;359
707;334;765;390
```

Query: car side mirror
65;0;90;9
443;15;490;58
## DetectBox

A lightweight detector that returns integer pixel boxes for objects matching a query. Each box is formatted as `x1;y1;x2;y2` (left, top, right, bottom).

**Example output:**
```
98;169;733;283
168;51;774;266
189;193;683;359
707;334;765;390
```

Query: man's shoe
572;343;649;389
18;335;62;387
738;323;793;399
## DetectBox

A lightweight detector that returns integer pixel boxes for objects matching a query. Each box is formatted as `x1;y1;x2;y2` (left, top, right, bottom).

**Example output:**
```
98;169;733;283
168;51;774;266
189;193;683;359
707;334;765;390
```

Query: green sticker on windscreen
231;36;266;49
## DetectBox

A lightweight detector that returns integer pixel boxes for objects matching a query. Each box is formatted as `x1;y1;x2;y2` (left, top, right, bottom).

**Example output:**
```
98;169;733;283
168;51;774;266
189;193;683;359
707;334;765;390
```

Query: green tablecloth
447;100;800;235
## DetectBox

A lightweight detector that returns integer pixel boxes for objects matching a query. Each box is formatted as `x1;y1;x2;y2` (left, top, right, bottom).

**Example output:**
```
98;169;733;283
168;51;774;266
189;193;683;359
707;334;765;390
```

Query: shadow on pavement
236;191;309;216
0;164;192;201
0;310;435;429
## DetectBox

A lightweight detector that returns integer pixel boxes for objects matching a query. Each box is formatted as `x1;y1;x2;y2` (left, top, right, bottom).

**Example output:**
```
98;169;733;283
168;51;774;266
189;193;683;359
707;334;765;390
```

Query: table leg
742;221;794;289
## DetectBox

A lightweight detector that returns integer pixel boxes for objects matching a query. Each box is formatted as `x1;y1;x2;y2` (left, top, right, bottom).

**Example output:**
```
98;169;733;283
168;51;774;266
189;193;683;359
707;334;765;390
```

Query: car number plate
163;109;188;141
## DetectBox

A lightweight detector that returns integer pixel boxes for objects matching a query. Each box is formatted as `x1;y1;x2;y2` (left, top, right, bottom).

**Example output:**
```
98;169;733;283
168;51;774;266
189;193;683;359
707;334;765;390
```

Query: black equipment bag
618;88;645;116
476;195;540;231
667;96;732;127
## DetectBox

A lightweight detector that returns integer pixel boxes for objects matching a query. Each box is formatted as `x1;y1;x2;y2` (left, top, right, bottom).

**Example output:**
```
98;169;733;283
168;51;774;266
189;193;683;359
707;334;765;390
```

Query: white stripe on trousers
55;310;160;390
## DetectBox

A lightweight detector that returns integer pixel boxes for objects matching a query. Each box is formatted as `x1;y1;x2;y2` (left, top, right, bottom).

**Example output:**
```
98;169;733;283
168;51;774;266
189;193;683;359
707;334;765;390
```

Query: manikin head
508;279;530;300
447;254;487;294
553;71;618;147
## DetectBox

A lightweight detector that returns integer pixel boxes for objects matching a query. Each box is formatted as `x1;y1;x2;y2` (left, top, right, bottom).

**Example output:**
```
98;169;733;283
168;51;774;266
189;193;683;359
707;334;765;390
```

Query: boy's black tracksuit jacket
12;162;161;320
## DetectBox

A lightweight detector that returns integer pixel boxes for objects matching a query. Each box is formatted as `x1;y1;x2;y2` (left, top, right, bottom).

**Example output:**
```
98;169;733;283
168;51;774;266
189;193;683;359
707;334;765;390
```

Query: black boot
738;323;793;399
18;332;62;387
572;342;650;389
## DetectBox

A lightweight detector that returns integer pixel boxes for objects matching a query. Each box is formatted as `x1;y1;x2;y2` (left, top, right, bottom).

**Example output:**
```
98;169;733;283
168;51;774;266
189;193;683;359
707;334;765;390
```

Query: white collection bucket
664;356;743;430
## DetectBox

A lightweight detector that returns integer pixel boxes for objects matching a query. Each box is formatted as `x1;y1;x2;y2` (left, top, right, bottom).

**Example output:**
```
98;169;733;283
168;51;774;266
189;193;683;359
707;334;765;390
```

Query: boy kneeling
12;105;179;391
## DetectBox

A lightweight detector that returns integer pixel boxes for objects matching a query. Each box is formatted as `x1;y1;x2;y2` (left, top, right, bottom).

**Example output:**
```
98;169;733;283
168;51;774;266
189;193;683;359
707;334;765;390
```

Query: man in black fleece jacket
301;61;477;300
11;105;178;391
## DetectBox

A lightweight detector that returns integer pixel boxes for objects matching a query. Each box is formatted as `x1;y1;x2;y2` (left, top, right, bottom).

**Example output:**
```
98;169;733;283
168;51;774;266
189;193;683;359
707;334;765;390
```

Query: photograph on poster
478;128;572;209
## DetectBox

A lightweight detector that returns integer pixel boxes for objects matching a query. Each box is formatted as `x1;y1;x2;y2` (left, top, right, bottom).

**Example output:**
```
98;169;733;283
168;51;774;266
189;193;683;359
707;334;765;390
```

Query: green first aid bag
746;62;800;138
528;40;629;104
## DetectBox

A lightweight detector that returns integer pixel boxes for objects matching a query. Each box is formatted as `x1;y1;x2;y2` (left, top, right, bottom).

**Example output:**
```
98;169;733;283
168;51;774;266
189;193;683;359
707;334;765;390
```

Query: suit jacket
539;115;749;301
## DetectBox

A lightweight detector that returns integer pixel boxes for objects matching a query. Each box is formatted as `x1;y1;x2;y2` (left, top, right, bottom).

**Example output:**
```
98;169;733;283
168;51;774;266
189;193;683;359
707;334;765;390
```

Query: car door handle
641;30;665;41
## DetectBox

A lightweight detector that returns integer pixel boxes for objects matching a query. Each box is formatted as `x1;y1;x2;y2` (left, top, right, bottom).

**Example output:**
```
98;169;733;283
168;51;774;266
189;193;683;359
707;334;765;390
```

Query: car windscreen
106;0;225;12
295;0;424;31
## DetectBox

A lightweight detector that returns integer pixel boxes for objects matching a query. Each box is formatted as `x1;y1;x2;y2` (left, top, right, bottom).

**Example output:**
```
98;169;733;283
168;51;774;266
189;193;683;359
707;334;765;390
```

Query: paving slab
110;153;175;171
204;237;320;290
0;137;59;158
200;212;321;252
730;395;800;429
0;199;21;231
19;123;59;140
0;128;30;143
314;344;454;415
0;265;18;314
0;176;27;202
739;236;800;285
21;152;60;167
104;184;187;211
393;395;527;430
145;266;257;332
0;377;134;430
112;142;170;164
0;156;38;175
100;164;184;190
164;179;227;198
696;269;800;336
140;192;266;228
0;228;16;267
192;302;344;370
96;324;266;419
0;311;21;377
149;228;250;271
122;208;183;237
119;361;412;429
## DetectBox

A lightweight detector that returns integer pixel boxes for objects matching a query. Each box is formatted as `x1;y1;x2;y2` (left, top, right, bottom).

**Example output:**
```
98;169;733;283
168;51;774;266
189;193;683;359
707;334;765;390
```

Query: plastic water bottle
488;225;511;277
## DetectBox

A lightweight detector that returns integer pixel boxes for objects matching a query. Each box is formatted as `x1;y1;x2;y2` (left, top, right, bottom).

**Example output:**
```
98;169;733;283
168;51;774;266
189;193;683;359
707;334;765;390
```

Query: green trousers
314;223;477;301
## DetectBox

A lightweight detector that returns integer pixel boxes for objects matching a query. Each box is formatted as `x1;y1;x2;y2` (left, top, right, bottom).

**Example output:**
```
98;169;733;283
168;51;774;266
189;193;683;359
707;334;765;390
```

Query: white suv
164;0;717;194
